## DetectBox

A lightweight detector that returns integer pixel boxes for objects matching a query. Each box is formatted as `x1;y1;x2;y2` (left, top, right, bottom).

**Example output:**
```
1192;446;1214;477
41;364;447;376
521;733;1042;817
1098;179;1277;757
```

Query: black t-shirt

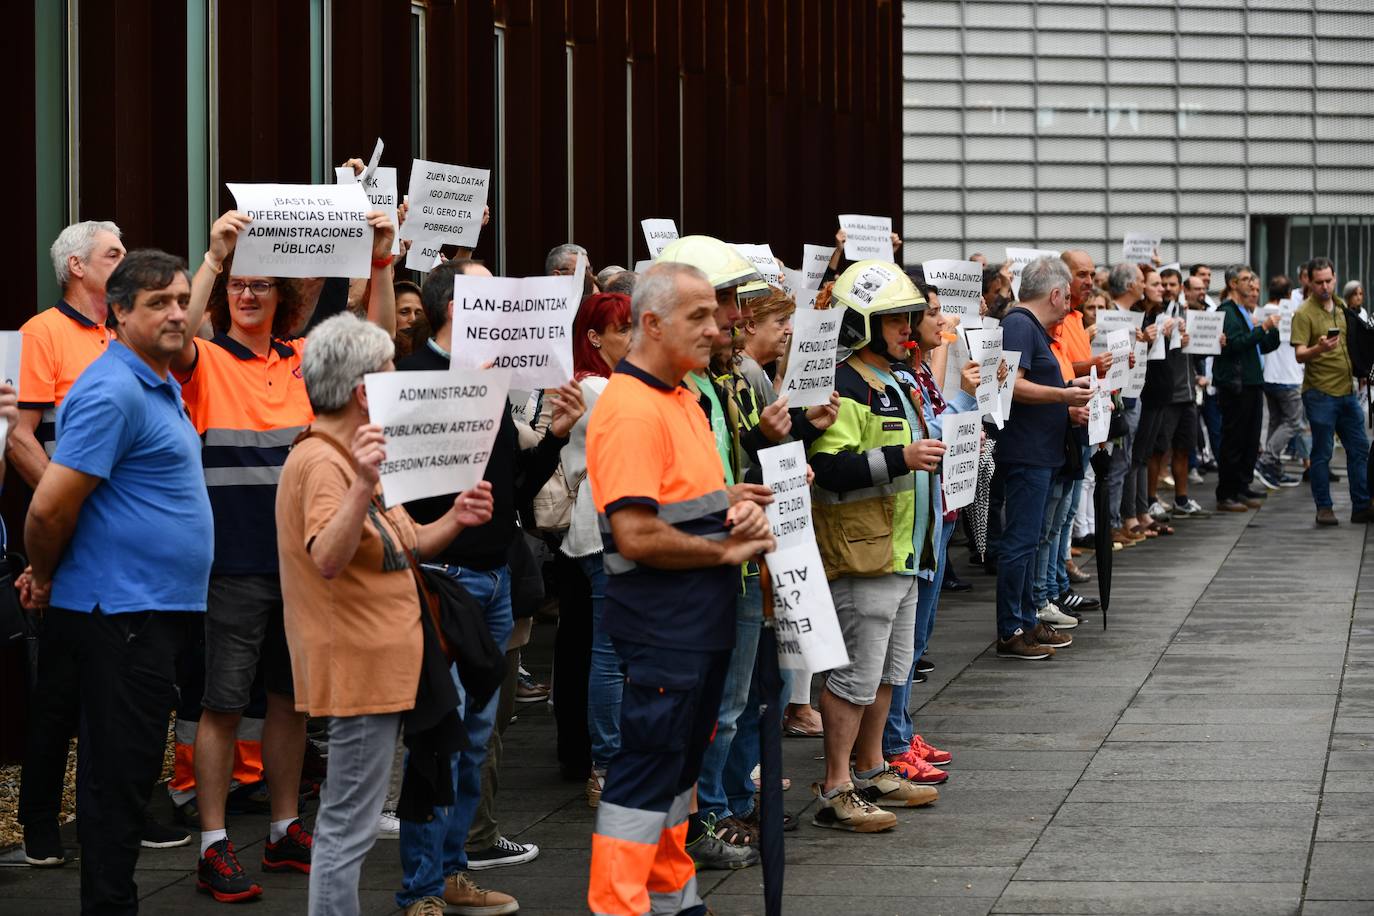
999;307;1067;469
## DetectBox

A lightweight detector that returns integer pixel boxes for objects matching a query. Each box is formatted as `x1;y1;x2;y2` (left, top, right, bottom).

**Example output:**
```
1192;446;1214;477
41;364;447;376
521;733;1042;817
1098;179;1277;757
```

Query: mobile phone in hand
1326;327;1341;339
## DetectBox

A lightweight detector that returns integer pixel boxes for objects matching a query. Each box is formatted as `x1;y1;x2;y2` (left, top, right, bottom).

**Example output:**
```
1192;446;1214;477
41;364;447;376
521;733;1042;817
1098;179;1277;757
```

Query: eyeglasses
227;280;276;297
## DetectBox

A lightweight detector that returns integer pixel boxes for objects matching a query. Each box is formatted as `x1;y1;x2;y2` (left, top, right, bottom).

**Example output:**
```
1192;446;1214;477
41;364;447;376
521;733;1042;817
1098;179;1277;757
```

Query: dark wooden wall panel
331;0;414;172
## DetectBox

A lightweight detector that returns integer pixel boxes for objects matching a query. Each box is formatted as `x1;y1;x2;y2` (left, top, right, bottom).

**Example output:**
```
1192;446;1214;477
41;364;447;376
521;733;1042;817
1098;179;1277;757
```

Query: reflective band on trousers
648;876;701;916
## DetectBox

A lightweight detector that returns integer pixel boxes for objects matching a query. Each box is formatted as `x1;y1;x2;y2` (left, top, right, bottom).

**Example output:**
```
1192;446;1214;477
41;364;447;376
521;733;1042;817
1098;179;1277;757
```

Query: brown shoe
444;873;518;915
1243;497;1263;509
996;629;1055;660
1111;528;1135;547
1316;507;1339;527
404;898;447;916
1032;621;1073;648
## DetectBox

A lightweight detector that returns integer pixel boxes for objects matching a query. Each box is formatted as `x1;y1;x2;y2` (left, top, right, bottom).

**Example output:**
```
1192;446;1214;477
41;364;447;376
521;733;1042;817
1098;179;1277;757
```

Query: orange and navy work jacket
176;334;313;575
586;360;737;652
17;301;115;456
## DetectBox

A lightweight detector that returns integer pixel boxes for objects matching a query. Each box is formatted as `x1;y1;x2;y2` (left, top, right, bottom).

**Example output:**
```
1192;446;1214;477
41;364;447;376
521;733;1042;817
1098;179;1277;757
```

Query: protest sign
1005;247;1061;299
1149;313;1168;361
1104;328;1132;390
758;441;813;552
940;411;981;511
765;542;848;672
838;214;893;262
732;243;782;284
998;350;1020;423
404;238;446;273
779;308;841;408
1087;368;1112;445
1279;300;1297;344
1123;340;1148;398
398;159;490;248
226;182;373;278
448;271;580;388
802;245;835;288
1184;310;1224;355
942;331;971;404
922;258;983;326
1167;303;1183;348
641;218;678;257
0;332;20;442
964;327;1003;426
337;164;400;255
1093;309;1142;354
793;287;821;311
782;266;806;296
633;259;653;274
364;368;512;507
1121;232;1161;264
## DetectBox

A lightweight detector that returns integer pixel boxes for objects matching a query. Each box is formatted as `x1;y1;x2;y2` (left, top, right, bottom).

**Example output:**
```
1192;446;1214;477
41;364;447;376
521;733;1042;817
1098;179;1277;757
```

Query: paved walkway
3;476;1372;915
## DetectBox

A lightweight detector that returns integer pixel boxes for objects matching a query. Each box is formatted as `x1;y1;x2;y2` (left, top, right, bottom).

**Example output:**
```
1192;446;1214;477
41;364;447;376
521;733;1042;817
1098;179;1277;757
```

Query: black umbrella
1090;447;1112;630
755;566;785;916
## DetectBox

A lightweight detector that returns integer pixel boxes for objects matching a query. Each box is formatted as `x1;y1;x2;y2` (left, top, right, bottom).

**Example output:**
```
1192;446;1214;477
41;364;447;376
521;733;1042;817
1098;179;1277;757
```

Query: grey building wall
900;0;1374;285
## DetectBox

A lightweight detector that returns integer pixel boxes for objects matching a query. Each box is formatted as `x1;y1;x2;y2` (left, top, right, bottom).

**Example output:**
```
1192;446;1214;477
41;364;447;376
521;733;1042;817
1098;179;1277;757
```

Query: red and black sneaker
197;838;263;903
262;819;313;874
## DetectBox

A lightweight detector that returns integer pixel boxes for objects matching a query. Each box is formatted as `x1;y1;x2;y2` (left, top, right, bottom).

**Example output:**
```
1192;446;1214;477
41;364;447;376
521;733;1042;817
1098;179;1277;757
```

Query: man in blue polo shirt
21;249;214;915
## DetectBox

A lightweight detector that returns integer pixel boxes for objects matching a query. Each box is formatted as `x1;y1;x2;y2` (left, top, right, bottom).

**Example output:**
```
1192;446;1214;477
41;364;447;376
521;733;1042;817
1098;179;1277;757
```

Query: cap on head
656;235;762;291
832;260;927;351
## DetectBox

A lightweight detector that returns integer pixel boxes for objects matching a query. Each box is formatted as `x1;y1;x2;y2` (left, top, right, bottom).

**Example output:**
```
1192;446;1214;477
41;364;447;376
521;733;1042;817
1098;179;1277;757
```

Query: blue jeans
581;555;622;771
397;565;513;908
696;574;762;820
1055;475;1086;596
1033;477;1072;608
1302;389;1371;511
996;464;1055;641
884;520;955;757
1200;391;1223;462
1107;399;1140;529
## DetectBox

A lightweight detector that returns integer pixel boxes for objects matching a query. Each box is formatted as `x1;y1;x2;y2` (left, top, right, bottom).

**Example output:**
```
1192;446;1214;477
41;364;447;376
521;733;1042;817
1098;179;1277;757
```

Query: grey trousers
1264;384;1304;463
309;712;402;916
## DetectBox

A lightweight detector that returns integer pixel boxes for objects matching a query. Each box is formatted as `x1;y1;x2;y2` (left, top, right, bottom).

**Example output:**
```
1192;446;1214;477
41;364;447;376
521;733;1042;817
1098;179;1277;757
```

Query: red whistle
900;341;919;350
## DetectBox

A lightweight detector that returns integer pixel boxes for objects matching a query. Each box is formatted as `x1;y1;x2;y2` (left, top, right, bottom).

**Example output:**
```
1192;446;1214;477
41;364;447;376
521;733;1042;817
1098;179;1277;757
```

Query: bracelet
204;254;224;275
372;255;394;269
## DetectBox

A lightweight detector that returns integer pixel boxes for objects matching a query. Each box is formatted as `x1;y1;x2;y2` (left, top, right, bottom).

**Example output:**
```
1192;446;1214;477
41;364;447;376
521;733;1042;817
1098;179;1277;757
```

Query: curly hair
207;251;309;338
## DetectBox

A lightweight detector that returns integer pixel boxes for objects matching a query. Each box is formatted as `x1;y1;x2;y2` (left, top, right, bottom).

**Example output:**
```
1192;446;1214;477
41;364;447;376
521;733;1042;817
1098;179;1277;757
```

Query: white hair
1020;257;1072;303
631;262;709;341
51;220;122;288
301;312;395;414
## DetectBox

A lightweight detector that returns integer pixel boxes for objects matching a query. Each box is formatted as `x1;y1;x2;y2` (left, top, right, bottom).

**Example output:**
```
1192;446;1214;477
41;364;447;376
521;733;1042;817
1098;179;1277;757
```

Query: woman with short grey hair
276;312;495;916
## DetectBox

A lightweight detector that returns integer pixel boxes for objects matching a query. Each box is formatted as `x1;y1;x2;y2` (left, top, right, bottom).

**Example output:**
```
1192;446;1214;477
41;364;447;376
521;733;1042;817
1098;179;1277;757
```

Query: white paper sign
793;288;821;311
758;441;812;552
765;543;849;672
0;331;22;443
641;218;678;257
405;237;446;273
965;327;1003;427
732;243;782;285
781;267;806;296
998;350;1020;423
448;272;580;388
226;182;374;279
1093;309;1142;355
1104;329;1132;390
779;309;842;408
337;164;401;255
1278;300;1297;345
1183;310;1224;355
1123;340;1148;398
1087;368;1112;445
398;159;490;248
838;214;893;262
364;368;512;507
1005;247;1061;299
923;259;983;326
1121;232;1161;264
940;410;981;511
802;245;835;288
1149;313;1168;361
942;333;971;404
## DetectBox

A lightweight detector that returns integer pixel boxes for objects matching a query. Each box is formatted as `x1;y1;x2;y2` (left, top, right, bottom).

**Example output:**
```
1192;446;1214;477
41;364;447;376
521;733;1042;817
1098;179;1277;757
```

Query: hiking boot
1032;622;1073;648
23;823;65;868
996;629;1054;660
443;872;519;915
1316;507;1339;527
404;897;447;916
855;765;939;807
886;747;950;785
811;782;898;832
909;733;952;766
197;839;263;903
1036;602;1079;629
687;829;760;869
586;769;604;808
466;836;538;870
262;819;312;874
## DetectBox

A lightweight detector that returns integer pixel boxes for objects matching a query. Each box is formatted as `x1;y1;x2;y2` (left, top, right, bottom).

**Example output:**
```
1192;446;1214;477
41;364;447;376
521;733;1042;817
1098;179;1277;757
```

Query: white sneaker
1172;498;1210;517
377;808;400;839
1159;473;1175;489
1147;500;1172;522
1037;603;1080;629
1188;469;1205;484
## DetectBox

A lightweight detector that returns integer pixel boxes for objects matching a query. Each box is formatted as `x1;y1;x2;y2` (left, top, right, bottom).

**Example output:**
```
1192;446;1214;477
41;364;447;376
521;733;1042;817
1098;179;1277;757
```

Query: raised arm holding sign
226;182;375;278
838;215;893;262
1121;232;1161;264
922;259;983;326
398;158;490;248
778;308;842;408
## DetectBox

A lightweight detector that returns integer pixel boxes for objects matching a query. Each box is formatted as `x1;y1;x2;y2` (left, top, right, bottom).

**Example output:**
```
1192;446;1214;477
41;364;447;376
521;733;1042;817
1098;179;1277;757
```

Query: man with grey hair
995;257;1091;660
546;242;594;296
1214;264;1279;512
1102;262;1151;545
585;262;775;915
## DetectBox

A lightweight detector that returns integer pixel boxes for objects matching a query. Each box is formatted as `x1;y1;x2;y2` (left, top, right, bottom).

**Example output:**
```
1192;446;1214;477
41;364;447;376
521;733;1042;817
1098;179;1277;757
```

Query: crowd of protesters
4;164;1369;916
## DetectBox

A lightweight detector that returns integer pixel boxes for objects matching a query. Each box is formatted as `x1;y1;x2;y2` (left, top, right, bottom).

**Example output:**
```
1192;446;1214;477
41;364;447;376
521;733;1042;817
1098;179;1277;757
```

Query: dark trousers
1216;386;1263;502
54;607;192;916
18;612;83;828
551;551;593;776
995;463;1055;641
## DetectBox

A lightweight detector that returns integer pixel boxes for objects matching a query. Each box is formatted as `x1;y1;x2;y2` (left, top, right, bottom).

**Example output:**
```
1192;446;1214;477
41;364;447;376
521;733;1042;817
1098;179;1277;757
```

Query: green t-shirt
688;371;735;486
1290;297;1353;397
